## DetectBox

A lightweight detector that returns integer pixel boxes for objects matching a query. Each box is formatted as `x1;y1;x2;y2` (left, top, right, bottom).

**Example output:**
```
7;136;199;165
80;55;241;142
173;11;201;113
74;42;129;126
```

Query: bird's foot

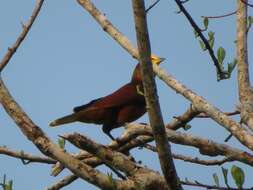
136;85;144;96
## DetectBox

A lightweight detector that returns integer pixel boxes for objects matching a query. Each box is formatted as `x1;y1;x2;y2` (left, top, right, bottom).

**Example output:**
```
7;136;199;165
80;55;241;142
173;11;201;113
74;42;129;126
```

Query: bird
49;56;165;140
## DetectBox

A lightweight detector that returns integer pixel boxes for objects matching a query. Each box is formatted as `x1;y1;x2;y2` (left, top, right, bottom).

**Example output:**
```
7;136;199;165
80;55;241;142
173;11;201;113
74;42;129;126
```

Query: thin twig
145;0;161;13
196;110;240;118
241;0;253;8
181;180;253;190
0;146;55;164
201;10;237;19
166;105;199;130
0;0;45;72
47;175;78;190
144;144;233;166
174;0;227;80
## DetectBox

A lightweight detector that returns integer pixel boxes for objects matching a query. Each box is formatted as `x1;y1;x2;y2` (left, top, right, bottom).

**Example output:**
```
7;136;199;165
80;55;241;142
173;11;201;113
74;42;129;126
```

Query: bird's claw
136;85;145;96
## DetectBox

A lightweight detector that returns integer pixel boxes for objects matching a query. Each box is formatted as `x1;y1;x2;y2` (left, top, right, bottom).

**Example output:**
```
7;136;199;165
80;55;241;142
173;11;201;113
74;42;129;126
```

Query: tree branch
173;0;227;80
47;175;78;190
145;0;161;13
144;144;233;166
63;133;169;190
0;146;55;164
131;1;181;190
125;124;253;167
236;0;253;131
166;105;199;130
152;63;253;150
77;0;139;59
0;0;45;72
0;79;135;190
76;0;253;150
181;180;253;190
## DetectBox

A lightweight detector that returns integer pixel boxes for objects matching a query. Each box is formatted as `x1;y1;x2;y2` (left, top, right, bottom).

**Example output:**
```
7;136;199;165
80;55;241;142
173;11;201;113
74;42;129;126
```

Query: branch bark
124;124;253;167
153;64;253;150
131;1;181;190
0;146;55;164
236;0;253;131
63;133;169;190
0;0;45;72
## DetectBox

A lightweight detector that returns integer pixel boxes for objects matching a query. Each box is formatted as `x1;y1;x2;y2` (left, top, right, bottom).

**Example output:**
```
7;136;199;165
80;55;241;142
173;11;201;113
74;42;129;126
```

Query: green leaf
107;173;117;190
217;47;226;65
208;31;215;39
58;138;65;149
228;59;237;74
222;167;230;188
208;37;214;49
203;17;209;30
231;165;245;189
199;40;206;51
213;173;220;187
5;180;12;190
208;31;215;48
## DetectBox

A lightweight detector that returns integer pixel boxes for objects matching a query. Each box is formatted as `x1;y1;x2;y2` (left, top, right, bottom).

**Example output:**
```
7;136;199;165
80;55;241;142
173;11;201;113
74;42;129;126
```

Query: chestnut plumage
49;56;165;140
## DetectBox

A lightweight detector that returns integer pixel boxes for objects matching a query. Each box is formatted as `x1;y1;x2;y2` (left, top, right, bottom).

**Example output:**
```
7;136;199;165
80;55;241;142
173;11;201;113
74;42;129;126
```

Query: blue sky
0;0;252;189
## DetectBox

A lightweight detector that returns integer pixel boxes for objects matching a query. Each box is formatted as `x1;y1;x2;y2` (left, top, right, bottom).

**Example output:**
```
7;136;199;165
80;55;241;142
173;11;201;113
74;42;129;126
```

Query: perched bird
49;56;165;140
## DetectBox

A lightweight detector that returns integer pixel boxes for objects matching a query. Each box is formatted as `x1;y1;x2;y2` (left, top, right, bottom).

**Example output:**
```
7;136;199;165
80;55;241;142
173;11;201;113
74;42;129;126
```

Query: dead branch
0;146;55;164
47;175;78;190
63;133;169;190
166;105;199;130
144;144;233;166
181;180;253;190
0;0;45;72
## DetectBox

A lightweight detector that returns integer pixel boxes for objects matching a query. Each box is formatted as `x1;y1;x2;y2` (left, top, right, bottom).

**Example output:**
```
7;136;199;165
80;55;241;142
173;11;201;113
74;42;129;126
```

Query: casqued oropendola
49;56;165;140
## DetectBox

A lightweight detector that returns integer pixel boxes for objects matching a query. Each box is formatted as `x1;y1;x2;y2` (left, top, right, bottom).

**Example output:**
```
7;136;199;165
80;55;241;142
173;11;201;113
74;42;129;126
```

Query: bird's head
150;55;165;65
131;55;165;83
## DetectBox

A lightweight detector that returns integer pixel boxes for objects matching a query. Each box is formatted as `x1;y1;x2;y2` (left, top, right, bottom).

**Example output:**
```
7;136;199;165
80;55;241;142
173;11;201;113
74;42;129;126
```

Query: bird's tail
49;113;78;127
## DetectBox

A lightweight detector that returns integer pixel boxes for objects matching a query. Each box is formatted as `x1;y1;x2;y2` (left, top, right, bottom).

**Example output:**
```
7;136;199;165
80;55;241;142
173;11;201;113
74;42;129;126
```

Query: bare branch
181;180;253;190
0;0;45;72
47;175;78;190
62;133;140;176
152;63;253;150
77;0;139;59
125;124;253;166
201;10;237;19
144;144;233;166
166;105;199;130
0;146;55;164
196;110;240;118
236;0;253;131
240;0;253;8
63;133;169;190
145;0;161;13
131;1;181;190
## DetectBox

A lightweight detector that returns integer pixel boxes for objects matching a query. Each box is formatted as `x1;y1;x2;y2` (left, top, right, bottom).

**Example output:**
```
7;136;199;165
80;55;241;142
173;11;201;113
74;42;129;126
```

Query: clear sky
0;0;252;189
